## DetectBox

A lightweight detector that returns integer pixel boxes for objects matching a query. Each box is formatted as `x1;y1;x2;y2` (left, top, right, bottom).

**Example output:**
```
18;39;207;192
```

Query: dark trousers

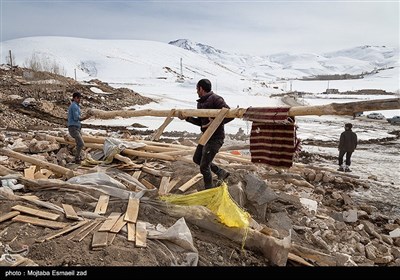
68;126;84;161
193;138;224;189
338;150;353;166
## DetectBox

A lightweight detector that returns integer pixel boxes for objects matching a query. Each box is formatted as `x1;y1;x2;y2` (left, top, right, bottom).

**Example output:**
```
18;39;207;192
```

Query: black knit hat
73;92;82;99
345;123;352;129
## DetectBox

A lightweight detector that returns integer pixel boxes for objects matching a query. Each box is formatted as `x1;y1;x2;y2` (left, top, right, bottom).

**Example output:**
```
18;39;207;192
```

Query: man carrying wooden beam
177;79;233;189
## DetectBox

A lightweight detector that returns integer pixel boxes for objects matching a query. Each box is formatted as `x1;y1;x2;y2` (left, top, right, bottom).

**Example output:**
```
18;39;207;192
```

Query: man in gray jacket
338;123;358;172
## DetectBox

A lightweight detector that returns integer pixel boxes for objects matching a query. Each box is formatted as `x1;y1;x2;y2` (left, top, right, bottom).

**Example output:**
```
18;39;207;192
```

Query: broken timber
88;98;400;118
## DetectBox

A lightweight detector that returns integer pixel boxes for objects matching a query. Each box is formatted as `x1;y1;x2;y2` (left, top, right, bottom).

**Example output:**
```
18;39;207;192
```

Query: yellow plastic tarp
160;182;250;229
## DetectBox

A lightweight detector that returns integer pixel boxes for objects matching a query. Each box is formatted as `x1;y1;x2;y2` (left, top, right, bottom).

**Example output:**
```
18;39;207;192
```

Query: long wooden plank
151;109;175;141
0;211;20;223
110;215;127;233
89;98;400;119
36;220;88;243
124;196;139;223
178;173;203;192
98;212;121;231
67;220;96;240
135;221;147;248
127;222;136;242
62;204;80;220
288;253;314;267
140;178;156;190
0;148;75;179
132;170;142;180
75;220;102;242
166;177;180;194
94;195;110;214
108;233;117;245
198;108;229;145
92;231;108;248
12;215;68;229
11;205;60;221
158;176;170;196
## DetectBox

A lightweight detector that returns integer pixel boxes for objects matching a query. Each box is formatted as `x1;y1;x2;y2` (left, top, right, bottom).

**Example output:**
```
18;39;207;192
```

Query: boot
337;166;344;171
217;169;230;181
344;166;352;172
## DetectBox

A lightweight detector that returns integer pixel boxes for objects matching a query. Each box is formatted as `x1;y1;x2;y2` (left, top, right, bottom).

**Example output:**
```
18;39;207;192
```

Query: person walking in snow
177;79;233;189
67;92;90;164
338;123;358;172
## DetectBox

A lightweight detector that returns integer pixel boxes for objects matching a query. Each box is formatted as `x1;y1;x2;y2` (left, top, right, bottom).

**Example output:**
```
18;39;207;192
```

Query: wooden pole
0;149;75;179
88;98;400;119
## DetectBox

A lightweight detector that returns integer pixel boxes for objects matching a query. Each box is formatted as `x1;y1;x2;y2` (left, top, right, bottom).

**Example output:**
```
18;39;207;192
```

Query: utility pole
74;69;77;81
9;50;13;78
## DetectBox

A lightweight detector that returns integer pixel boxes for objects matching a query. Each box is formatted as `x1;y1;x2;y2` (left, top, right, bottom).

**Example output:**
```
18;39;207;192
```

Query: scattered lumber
151;109;175;141
0;148;75;179
0;211;20;223
127;222;136;242
12;215;68;229
178;173;203;192
94;195;110;214
124;195;139;223
135;221;147;248
110;215;127;233
36;220;88;243
198;108;229;145
158;176;170;196
98;212;121;232
11;205;60;221
62;204;80;220
91;231;108;248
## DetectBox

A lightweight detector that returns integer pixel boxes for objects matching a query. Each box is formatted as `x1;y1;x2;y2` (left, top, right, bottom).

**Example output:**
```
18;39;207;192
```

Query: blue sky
1;0;399;55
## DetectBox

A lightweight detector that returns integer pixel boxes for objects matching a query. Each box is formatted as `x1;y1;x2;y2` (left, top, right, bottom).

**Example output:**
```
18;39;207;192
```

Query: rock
357;210;369;219
265;212;293;237
299;197;318;215
331;191;342;200
394;238;400;247
391;247;400;259
307;172;316;182
352;256;375;266
217;255;224;262
322;173;334;183
334;177;344;183
356;243;366;256
376;244;390;255
314;173;323;182
356;224;365;231
361;220;381;239
330;211;344;222
343;210;358;223
389;228;400;238
394;259;400;266
368;175;378;181
335;252;357;266
384;223;399;232
314;186;325;195
381;234;393;246
374;255;393;264
335;221;347;231
228;182;246;207
341;193;354;205
360;204;378;215
365;244;377;260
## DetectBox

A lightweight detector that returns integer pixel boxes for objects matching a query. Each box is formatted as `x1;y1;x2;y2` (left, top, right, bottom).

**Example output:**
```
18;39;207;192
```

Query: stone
335;221;347;231
391;247;400;259
389;228;400;238
331;191;342;200
357;210;369;219
299;197;318;215
335;252;357;266
314;186;325;195
360;204;378;215
314;173;323;182
356;224;365;231
365;244;377;260
384;223;399;232
356;243;366;256
394;238;400;247
322;173;334;183
381;234;393;246
374;255;393;264
343;210;358;223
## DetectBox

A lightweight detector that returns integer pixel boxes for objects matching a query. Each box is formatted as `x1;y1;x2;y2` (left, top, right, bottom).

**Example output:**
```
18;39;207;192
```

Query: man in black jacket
178;79;233;189
338;123;358;172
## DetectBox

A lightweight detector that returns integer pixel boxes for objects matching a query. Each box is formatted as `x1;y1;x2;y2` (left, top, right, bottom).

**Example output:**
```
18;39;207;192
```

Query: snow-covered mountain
169;39;399;80
1;37;398;93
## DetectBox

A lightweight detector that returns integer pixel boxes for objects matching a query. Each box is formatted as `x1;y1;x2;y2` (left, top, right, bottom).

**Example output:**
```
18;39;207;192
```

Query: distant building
325;88;339;94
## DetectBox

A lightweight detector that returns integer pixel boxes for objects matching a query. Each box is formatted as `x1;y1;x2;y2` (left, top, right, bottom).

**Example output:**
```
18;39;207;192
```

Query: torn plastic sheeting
103;137;146;159
67;172;127;190
147;217;198;266
1;179;24;190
